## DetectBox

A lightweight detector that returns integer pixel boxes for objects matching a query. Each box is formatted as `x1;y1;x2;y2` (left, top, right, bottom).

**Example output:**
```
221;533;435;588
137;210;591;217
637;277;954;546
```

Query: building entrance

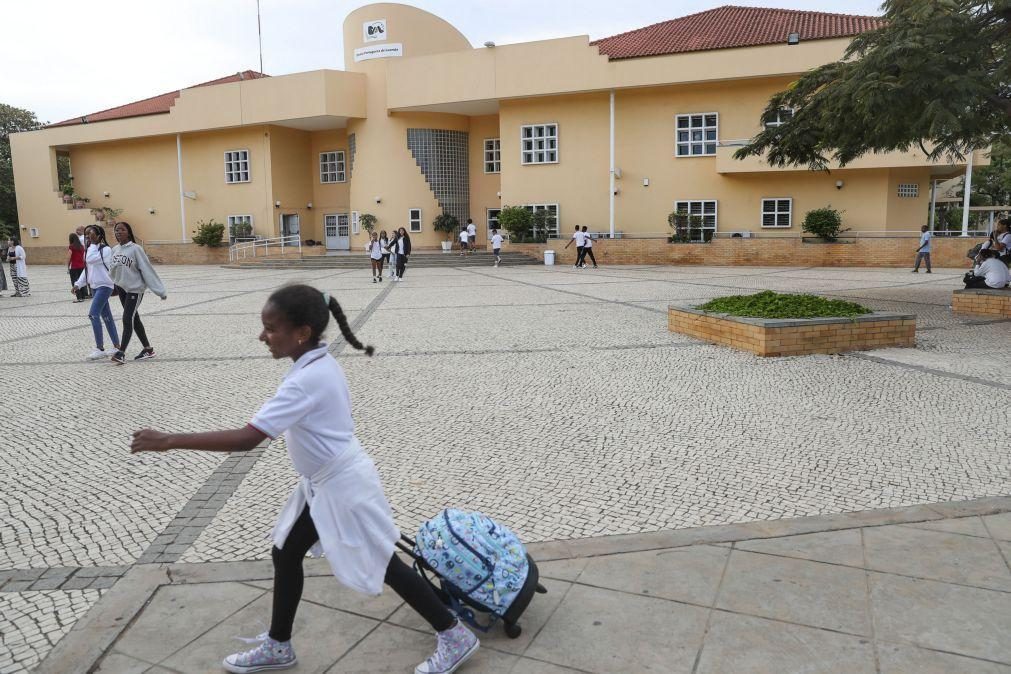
325;213;350;250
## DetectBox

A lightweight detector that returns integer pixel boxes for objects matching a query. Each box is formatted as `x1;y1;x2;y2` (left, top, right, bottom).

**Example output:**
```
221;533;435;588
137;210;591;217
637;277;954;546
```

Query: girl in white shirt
73;226;121;360
966;249;1011;289
365;231;385;283
6;237;29;296
131;284;479;674
379;230;391;278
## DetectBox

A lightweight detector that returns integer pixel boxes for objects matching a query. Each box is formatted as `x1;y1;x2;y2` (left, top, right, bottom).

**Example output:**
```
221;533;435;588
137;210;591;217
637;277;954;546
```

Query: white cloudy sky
4;0;883;123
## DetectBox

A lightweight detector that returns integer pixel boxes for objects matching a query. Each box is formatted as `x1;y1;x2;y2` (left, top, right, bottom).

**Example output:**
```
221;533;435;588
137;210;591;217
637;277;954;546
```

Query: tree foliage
0;104;44;228
802;207;849;241
735;1;1010;169
497;206;533;241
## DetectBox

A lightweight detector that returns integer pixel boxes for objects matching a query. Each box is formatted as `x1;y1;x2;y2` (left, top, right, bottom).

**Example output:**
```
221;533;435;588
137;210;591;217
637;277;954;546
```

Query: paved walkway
40;497;1011;673
1;263;1009;672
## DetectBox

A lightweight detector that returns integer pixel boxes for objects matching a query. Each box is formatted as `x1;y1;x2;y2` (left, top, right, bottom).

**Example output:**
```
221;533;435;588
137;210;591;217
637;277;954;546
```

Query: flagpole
257;0;264;73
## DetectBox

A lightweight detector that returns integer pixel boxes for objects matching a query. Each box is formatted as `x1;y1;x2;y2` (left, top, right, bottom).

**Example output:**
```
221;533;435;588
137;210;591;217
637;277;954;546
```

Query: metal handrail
228;234;302;262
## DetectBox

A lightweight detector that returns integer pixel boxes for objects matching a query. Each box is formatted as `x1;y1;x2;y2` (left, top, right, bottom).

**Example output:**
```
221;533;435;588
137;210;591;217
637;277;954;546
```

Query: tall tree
735;0;1010;169
0;103;44;231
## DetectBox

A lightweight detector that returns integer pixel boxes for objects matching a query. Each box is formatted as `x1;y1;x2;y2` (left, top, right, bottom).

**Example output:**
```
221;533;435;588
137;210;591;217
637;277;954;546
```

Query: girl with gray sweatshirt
109;222;167;365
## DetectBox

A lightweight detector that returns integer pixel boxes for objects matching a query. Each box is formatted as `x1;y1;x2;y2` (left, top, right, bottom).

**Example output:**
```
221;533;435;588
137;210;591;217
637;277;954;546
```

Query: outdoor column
609;89;615;239
176;134;187;243
961;150;973;237
928;179;936;231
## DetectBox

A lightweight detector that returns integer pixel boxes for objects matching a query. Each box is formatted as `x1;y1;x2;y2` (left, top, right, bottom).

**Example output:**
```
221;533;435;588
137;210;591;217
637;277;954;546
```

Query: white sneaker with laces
222;633;296;673
87;349;106;361
415;621;479;674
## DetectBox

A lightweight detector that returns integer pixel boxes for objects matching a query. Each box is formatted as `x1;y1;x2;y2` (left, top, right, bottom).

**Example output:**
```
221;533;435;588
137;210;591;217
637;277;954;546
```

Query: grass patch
697;291;872;319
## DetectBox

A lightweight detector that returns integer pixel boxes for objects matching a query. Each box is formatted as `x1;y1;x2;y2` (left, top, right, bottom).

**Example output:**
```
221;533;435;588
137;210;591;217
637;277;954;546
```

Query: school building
10;3;985;264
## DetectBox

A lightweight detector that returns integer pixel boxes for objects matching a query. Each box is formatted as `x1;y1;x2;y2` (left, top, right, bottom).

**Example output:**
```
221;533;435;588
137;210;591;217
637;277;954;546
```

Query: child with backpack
131;284;479;674
73;225;121;361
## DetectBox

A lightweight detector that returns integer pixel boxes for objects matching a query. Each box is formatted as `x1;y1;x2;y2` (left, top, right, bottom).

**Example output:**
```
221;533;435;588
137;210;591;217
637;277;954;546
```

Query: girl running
109;222;167;364
131;284;479;674
366;231;384;283
68;233;87;302
73;225;121;360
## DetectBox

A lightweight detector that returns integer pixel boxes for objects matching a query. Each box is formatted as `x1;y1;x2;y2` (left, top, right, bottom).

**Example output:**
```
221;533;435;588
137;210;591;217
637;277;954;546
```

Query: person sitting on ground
965;249;1010;289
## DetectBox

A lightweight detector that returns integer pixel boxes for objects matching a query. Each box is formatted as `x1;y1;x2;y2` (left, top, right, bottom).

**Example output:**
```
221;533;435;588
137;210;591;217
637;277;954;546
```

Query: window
897;183;919;198
484;139;501;173
409;208;422;232
761;199;792;228
675;114;718;157
764;108;795;129
486;208;501;231
227;215;253;241
29;227;40;238
224;149;250;183
320;151;346;183
351;212;360;235
673;200;717;240
524;203;559;238
521;124;558;164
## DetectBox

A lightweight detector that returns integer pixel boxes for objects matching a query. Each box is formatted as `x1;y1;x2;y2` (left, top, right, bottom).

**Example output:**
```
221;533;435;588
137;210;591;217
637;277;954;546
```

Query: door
280;213;300;237
325;213;350;250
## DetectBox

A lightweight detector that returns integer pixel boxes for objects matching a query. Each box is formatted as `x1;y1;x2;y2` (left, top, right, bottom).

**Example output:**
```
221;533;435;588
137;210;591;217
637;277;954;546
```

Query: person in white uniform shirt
131;284;479;674
993;219;1011;264
73;225;121;360
490;228;504;267
366;231;385;283
563;225;584;268
965;249;1010;289
459;227;470;255
912;225;932;273
466;218;477;254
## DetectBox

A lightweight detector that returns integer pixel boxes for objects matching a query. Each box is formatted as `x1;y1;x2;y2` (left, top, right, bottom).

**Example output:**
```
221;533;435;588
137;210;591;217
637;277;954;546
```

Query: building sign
363;19;387;42
354;43;404;62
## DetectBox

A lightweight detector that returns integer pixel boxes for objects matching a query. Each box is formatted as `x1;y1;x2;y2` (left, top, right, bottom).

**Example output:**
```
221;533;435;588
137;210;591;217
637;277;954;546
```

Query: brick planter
951;289;1011;318
669;306;916;357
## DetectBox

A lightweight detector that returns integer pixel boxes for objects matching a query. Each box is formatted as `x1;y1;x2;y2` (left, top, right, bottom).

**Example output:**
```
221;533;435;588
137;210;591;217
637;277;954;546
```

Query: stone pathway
1;263;1009;672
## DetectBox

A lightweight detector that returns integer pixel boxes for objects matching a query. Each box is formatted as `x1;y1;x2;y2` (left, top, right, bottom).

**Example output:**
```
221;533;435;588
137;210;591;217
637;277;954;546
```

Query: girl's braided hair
267;284;375;356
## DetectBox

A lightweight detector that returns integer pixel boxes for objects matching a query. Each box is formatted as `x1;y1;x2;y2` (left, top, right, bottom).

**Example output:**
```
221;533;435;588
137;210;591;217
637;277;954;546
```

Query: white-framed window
486;208;501;231
521;124;558;165
320;151;346;183
224;149;251;183
29;227;40;238
524;203;559;238
227;215;254;241
351;213;360;235
897;183;919;198
673;200;718;241
409;208;422;232
675;114;718;157
764;107;795;129
760;199;792;228
484;139;501;173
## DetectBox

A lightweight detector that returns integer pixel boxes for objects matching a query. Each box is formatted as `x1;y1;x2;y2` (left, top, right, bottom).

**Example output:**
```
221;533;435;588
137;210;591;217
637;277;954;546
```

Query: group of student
962;219;1011;289
0;236;30;297
365;228;413;282
70;223;167;364
563;225;599;268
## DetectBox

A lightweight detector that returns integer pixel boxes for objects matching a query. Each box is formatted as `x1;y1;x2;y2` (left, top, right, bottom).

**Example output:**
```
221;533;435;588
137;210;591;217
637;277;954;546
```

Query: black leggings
269;506;454;642
583;247;597;266
118;291;150;352
396;255;408;278
70;269;87;300
964;276;995;289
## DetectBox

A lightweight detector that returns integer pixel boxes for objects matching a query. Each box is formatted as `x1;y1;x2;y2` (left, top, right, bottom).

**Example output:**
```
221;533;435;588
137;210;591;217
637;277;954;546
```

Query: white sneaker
104;348;119;356
415;621;479;674
87;349;106;361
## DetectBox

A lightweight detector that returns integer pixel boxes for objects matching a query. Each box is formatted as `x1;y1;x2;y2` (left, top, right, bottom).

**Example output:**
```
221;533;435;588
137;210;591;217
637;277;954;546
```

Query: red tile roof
48;71;268;128
592;6;884;60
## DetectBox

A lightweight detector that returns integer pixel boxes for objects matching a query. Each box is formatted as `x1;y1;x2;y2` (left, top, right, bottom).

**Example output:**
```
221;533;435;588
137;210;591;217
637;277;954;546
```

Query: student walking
459;227;470;255
7;237;29;296
366;232;385;282
580;226;598;268
490;228;504;267
130;284;480;674
912;225;932;273
109;222;167;364
73;225;121;360
466;218;477;254
379;230;391;278
564;226;584;268
395;227;412;281
386;231;399;279
68;233;88;302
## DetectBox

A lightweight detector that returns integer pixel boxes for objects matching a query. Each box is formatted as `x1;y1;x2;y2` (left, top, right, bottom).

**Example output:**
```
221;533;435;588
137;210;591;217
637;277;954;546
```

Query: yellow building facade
11;3;980;255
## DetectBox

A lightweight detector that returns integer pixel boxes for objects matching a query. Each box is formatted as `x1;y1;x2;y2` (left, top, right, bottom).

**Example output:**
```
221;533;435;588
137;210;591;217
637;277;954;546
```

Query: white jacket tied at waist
272;440;400;596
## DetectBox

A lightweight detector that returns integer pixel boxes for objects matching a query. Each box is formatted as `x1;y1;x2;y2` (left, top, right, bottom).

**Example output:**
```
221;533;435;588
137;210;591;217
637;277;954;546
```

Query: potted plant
72;195;89;209
61;184;75;204
432;212;460;251
104;207;123;226
802;207;850;242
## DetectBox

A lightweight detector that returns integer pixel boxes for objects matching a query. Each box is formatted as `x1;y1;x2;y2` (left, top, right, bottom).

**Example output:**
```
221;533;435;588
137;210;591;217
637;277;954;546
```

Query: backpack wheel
504;622;522;639
535;583;547;594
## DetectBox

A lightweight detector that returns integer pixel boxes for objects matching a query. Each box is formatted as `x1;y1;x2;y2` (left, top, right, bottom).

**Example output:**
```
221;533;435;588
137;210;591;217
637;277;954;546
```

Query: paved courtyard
1;262;1009;672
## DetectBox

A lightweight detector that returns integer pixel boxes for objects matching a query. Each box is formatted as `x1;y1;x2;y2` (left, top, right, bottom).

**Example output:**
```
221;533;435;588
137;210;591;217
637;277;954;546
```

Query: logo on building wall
363;20;386;42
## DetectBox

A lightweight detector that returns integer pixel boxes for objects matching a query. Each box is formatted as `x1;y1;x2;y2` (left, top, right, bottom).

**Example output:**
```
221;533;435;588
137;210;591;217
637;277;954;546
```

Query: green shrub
697;290;871;319
667;210;710;242
359;213;377;234
432;212;460;240
192;219;226;247
802;207;849;242
498;206;533;241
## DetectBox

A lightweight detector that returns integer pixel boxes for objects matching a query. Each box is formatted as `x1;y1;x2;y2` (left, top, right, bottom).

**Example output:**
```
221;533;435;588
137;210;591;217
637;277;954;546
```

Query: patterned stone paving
2;262;1009;671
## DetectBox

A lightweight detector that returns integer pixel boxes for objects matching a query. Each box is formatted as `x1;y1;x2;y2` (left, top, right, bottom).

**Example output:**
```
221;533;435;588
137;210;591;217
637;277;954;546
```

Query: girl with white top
366;231;385;283
490;228;504;267
131;284;479;674
993;219;1011;264
6;237;29;296
73;226;121;360
966;249;1011;289
379;230;391;278
386;230;399;279
109;222;167;364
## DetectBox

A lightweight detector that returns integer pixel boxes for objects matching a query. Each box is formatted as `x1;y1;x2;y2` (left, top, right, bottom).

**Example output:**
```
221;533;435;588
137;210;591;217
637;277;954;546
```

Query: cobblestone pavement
2;263;1009;671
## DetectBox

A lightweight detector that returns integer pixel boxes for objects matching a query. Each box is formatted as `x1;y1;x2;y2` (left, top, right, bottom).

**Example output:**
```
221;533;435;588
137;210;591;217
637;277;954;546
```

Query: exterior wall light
275;200;281;208
484;41;495;48
148;207;156;214
306;202;313;209
103;191;110;197
835;180;844;190
375;196;382;204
